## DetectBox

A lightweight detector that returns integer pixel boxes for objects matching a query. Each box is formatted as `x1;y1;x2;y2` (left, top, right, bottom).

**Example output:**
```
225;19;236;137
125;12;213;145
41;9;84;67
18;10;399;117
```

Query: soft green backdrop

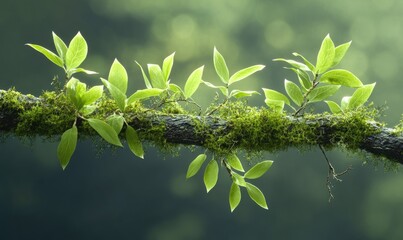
1;0;402;239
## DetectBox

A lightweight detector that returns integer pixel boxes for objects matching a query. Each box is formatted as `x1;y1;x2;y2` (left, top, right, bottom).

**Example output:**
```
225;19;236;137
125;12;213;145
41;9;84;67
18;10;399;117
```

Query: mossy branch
1;89;402;164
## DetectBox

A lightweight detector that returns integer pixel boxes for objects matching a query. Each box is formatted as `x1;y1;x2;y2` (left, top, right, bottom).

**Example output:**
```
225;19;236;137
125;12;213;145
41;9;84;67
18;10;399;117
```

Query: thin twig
318;144;352;202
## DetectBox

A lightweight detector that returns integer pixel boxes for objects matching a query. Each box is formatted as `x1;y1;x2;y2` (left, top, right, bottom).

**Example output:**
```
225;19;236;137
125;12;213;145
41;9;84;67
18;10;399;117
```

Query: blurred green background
1;0;403;239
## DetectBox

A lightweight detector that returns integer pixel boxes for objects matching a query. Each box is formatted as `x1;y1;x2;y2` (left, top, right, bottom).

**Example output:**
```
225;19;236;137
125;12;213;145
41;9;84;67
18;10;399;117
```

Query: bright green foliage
148;64;167;89
231;172;247;187
127;88;164;105
87;118;123;147
320;69;363;87
52;32;68;61
273;58;311;72
284;80;303;106
162;52;175;81
208;47;264;99
57;125;78;170
101;78;127;111
308;85;340;103
66;32;88;70
316;34;335;74
204;159;219;192
347;83;376;110
186;154;207;179
246;183;268;210
228;65;265;85
202;81;228;96
126;125;144;159
229;90;260;99
292;52;315;72
332;41;351;67
263;88;290;106
227;153;245;172
106;115;124;134
213;47;230;83
229;182;241;212
24;32;382;212
325;100;343;114
26;44;64;68
325;83;376;113
184;66;204;99
66;77;103;112
108;59;128;95
27;32;96;79
244;160;273;179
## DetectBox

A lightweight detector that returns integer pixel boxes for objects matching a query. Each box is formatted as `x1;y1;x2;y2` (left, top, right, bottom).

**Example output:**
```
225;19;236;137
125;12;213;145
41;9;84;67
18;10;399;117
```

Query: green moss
192;101;383;159
16;91;76;137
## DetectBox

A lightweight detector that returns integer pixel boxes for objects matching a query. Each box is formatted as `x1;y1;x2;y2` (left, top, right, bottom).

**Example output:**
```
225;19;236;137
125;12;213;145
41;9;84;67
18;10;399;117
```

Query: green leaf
246;182;268;210
135;61;152;89
292;52;315;72
320;69;363;88
162;52;175;81
169;83;184;95
229;182;241;212
26;44;64;68
347;83;376;110
262;88;290;106
65;32;88;70
244;160;273;179
101;78;126;111
108;59;128;95
87;118;123;147
203;81;228;96
126;88;164;105
204;159;219;193
67;68;98;76
65;77;86;109
316;34;335;74
289;68;312;90
325;100;343;114
331;41;351;68
57;125;78;170
148;64;167;89
184;66;204;99
80;105;97;116
231;172;247;187
230;90;260;99
213;47;229;83
228;65;265;85
227;153;244;172
106;115;124;134
284;79;303;106
52;32;68;61
186;154;207;179
273;58;310;71
264;99;285;113
81;85;103;106
307;85;340;103
341;96;351;110
126;125;144;159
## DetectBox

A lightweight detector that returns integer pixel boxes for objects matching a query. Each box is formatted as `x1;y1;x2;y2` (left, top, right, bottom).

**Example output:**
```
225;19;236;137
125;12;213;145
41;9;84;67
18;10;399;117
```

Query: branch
1;89;402;164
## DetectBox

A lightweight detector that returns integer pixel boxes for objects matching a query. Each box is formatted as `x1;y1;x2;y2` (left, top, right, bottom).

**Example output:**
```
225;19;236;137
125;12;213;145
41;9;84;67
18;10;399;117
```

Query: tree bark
1;89;402;164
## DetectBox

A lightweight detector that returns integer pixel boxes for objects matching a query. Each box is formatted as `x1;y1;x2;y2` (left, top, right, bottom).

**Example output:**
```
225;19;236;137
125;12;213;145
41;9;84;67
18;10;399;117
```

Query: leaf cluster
27;32;378;211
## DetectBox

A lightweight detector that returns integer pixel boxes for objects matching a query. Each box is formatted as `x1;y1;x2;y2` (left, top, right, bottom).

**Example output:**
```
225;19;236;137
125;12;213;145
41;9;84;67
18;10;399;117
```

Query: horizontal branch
1;89;402;164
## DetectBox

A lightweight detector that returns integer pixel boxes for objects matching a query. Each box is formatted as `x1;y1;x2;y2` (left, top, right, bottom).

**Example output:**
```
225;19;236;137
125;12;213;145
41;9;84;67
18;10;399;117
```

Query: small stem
293;74;319;117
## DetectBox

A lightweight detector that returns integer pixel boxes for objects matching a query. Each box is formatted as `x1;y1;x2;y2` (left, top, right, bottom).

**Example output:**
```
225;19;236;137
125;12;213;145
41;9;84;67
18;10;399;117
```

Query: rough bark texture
1;90;402;164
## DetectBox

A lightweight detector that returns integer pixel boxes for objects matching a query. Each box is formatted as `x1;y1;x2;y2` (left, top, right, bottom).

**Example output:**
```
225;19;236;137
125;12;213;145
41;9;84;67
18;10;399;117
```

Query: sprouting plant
23;32;382;211
202;47;264;114
266;34;375;116
26;32;97;80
